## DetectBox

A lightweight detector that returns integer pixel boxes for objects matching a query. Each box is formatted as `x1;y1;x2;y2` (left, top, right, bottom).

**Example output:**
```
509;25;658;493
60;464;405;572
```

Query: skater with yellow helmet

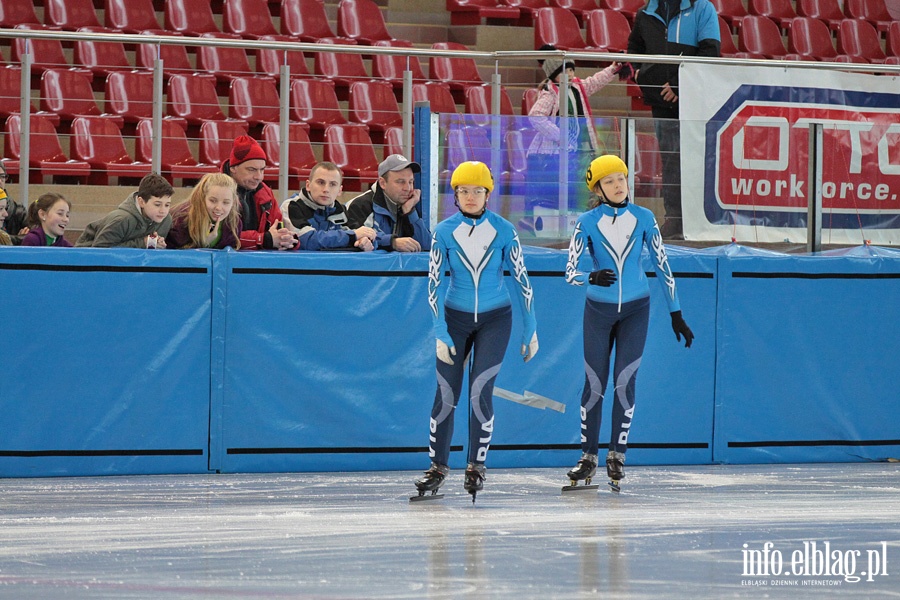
563;155;693;493
412;161;538;503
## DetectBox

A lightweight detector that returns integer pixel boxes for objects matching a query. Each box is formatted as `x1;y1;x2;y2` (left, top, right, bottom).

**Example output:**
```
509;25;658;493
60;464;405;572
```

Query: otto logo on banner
704;86;900;229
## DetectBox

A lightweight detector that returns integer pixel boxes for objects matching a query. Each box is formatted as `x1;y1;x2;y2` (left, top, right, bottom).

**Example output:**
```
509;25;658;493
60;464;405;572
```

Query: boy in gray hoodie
77;174;174;248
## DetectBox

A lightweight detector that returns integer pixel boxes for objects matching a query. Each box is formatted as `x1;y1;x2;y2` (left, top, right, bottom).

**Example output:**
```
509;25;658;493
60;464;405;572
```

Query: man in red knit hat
223;135;296;250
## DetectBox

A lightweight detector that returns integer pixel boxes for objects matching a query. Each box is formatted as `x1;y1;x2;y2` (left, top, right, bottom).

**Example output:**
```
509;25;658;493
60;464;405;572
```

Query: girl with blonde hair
166;173;242;249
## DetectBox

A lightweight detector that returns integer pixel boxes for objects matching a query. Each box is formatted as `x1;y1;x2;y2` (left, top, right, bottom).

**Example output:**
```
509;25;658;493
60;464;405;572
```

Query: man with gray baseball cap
345;154;431;252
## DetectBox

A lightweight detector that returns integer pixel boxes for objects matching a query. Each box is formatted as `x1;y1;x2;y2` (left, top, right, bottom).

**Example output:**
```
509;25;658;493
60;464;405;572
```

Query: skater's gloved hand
521;331;539;363
670;310;694;348
436;338;456;365
589;269;617;287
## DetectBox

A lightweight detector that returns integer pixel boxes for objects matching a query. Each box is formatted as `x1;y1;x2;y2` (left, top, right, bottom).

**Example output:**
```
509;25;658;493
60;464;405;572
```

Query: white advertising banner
680;63;900;245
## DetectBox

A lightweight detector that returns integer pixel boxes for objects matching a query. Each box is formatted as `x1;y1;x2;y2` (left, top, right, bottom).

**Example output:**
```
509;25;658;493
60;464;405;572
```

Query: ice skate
606;450;625;493
561;453;600;493
463;463;485;504
410;463;449;503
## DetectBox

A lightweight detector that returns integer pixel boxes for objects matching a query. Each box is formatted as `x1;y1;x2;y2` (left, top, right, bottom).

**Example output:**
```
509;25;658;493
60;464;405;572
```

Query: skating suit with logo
429;210;536;346
565;202;680;313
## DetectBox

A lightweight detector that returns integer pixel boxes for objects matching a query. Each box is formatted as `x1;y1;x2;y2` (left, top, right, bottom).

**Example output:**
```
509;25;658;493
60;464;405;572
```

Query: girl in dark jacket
20;193;73;247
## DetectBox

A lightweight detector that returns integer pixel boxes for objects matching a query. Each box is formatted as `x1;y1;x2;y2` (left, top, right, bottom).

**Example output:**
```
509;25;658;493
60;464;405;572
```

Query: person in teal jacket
564;155;693;491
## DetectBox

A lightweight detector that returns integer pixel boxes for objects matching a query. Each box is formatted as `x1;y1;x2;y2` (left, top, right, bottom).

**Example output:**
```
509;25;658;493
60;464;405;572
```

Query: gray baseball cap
378;154;420;178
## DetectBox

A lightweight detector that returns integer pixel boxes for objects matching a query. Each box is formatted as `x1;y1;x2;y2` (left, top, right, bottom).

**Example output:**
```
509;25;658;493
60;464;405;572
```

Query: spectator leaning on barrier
21;193;73;248
76;174;173;248
344;154;431;252
166;173;243;250
223;135;295;251
280;162;378;251
0;163;28;244
627;0;720;240
0;189;13;245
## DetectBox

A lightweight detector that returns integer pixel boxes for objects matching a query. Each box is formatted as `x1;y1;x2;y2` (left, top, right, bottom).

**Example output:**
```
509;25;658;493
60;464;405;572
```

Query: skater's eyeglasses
455;187;487;198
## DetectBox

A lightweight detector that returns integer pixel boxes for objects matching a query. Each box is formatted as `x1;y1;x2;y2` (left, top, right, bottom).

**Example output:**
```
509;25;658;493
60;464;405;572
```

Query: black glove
615;62;635;81
670;310;694;348
588;269;617;287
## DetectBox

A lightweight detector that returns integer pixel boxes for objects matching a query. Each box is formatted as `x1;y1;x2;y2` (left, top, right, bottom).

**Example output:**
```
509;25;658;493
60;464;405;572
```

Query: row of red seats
724;15;900;62
447;0;645;27
0;0;401;45
1;112;402;191
534;7;632;52
715;0;897;36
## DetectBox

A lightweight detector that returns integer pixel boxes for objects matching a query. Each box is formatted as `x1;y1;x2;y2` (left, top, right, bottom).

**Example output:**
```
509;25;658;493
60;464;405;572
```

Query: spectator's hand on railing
392;237;421;252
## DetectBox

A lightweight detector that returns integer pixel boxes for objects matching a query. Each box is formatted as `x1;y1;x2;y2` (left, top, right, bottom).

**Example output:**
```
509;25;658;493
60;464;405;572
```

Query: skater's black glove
670;310;694;348
615;62;636;81
588;269;617;287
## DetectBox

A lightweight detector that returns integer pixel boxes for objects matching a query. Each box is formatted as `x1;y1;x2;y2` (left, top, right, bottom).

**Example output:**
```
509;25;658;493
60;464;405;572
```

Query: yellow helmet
450;161;494;193
585;155;627;192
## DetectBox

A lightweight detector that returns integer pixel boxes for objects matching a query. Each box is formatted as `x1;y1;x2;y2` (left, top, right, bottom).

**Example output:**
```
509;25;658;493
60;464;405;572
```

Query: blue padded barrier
213;247;717;473
0;248;214;476
713;245;900;463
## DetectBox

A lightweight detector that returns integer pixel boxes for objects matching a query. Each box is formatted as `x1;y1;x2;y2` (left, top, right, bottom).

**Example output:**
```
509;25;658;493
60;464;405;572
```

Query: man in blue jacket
627;0;720;239
344;154;431;252
281;162;377;251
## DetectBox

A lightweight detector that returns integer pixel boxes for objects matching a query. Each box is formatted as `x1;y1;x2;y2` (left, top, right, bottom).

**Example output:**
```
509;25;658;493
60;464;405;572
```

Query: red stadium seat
323;123;380;190
788;17;839;60
197;33;266;91
256;35;312;80
550;0;599;25
135;118;218;183
348;80;402;144
710;0;748;31
166;74;229;126
634;132;662;198
164;0;221;36
411;82;459;114
105;0;162;33
0;67;61;128
534;7;589;50
200;120;251;167
4;114;91;184
749;0;798;31
229;76;283;131
70;116;153;184
501;0;550;27
281;0;357;43
0;0;40;28
585;9;632;53
290;78;349;141
223;0;279;39
738;15;788;58
135;32;197;80
463;84;515;127
446;0;521;26
796;0;845;32
260;122;319;185
313;39;370;100
521;87;539;115
11;26;92;78
843;0;893;35
383;126;407;159
74;36;132;81
718;16;741;57
598;0;644;24
837;18;887;62
337;0;398;45
104;70;189;133
429;42;485;102
889;22;900;58
371;40;428;90
39;69;124;131
45;0;104;31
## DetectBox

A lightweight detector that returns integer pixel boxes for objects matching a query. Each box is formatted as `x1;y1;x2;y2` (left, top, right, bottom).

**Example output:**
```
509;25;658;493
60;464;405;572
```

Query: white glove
521;331;539;363
436;339;456;365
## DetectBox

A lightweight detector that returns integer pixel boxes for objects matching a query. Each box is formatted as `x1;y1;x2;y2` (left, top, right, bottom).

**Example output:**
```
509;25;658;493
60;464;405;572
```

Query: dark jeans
652;104;681;220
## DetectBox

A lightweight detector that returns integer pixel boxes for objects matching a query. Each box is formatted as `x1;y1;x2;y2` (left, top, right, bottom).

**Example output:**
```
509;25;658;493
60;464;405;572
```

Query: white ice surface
1;463;898;599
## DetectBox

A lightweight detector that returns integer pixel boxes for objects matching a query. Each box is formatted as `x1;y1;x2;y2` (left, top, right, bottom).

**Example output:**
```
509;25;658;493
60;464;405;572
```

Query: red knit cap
229;135;267;166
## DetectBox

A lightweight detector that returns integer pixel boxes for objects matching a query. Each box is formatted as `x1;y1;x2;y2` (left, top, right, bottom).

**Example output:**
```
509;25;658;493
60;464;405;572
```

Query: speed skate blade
608;481;621;493
409;493;444;503
561;484;600;493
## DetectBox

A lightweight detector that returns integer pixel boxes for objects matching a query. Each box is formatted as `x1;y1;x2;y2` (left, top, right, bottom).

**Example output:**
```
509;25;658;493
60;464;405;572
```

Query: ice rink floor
1;463;898;599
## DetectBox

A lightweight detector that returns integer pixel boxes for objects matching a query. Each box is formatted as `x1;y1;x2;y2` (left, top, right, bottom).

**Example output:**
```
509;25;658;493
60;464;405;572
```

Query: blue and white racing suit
566;200;681;456
427;210;537;466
